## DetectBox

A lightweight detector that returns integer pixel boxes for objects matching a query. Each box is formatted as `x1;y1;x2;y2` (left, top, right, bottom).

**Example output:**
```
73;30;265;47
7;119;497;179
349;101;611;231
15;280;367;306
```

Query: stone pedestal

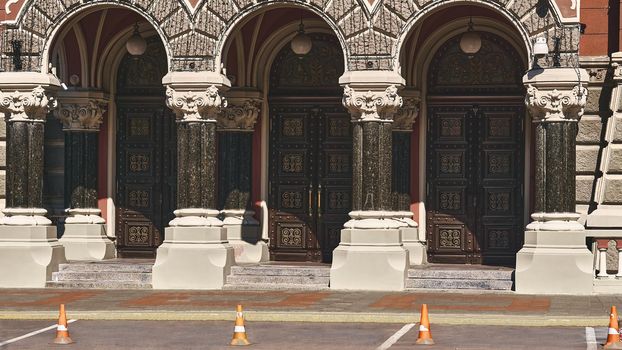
515;230;593;294
0;225;66;287
152;225;234;289
330;212;408;291
56;90;114;260
330;71;408;291
515;68;592;294
60;223;115;261
395;211;426;265
0;72;65;287
222;209;268;263
152;71;234;289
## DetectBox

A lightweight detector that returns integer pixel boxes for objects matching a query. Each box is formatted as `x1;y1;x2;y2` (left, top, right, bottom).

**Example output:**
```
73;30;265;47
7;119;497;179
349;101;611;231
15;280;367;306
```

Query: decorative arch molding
394;0;576;73
405;17;529;88
1;0;578;74
213;2;349;74
1;0;185;72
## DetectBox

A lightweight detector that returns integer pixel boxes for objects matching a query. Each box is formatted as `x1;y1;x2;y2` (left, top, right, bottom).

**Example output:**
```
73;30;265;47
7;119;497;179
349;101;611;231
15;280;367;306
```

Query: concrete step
406;278;513;290
46;281;151;289
230;265;330;277
226;274;329;285
408;268;513;280
223;283;329;291
58;263;152;273
52;271;152;283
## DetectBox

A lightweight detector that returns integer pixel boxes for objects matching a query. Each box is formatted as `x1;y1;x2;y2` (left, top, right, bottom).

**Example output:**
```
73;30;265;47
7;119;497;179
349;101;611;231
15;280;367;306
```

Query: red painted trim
98;111;109;222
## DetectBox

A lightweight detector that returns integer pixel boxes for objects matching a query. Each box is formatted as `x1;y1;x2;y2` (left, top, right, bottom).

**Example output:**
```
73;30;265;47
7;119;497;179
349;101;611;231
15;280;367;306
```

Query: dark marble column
533;122;577;213
0;85;57;225
342;84;402;215
524;72;588;231
215;97;267;263
351;121;393;211
55;97;107;224
6;120;44;208
218;132;252;210
165;85;227;226
177;121;217;209
391;97;419;211
64;132;98;209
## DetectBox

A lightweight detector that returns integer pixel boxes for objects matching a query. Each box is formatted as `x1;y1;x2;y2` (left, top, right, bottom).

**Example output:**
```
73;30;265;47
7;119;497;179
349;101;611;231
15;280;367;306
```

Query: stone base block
586;206;622;228
152;226;234;290
0;225;66;288
515;230;593;294
225;224;269;264
401;227;427;265
330;229;408;291
59;224;115;261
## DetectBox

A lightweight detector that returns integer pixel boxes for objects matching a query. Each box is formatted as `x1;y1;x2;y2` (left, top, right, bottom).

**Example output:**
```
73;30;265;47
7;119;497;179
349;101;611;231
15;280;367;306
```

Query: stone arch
395;0;547;72
2;0;190;73
205;2;350;73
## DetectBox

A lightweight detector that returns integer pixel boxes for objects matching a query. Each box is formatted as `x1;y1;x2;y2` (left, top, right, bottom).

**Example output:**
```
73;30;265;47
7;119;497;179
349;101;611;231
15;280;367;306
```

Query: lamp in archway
126;23;147;56
290;18;312;56
459;17;481;57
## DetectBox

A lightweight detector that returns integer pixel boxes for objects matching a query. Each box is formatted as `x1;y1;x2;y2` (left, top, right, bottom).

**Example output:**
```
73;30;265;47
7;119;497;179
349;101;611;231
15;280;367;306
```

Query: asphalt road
0;320;608;349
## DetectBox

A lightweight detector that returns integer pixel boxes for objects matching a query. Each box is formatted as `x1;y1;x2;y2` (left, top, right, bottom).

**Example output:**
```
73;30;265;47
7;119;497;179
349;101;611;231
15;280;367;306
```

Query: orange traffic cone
230;304;251;346
53;304;74;345
604;306;622;349
415;304;435;345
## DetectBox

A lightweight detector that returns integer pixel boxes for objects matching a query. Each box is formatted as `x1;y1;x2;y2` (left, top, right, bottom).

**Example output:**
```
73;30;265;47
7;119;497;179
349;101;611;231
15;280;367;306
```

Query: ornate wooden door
114;40;175;258
269;103;351;262
426;103;524;265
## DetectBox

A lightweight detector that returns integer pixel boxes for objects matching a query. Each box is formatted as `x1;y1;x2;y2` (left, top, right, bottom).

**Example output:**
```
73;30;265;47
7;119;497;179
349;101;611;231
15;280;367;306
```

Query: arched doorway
115;38;176;257
268;33;350;262
425;32;525;265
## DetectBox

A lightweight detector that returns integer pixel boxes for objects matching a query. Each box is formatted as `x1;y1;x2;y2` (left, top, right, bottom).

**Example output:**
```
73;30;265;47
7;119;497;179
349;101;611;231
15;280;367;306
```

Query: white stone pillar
217;90;268;264
0;72;66;287
515;68;593;294
56;90;115;260
152;71;234;289
330;71;409;291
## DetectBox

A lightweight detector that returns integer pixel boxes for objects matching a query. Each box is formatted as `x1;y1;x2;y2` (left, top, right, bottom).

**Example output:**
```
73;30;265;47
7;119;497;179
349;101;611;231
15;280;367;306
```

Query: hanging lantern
126;23;147;56
533;36;549;58
459;17;481;57
290;19;312;56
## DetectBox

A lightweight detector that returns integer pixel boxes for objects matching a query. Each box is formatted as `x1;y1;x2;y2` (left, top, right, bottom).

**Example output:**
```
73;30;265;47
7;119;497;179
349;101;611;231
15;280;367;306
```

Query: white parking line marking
377;323;416;350
585;326;597;350
0;319;77;347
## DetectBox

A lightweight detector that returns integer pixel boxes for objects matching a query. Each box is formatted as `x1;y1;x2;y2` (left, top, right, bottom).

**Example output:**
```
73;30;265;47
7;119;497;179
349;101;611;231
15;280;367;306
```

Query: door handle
308;186;313;218
318;183;322;219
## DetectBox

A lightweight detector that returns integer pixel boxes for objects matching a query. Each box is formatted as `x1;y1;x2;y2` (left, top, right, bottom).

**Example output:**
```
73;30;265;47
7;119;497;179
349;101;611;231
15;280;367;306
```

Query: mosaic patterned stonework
2;0;572;73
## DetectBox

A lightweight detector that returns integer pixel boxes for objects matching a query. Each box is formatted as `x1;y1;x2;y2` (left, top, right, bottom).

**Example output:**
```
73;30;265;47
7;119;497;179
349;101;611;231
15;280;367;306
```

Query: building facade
0;0;618;292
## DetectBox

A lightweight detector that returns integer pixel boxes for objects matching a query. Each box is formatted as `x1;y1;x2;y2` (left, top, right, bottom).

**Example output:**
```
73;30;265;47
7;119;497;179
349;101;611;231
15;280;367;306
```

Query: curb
0;311;609;326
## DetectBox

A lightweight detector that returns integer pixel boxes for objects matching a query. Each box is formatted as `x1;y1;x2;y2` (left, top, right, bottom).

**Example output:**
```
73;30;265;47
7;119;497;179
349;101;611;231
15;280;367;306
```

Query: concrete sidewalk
0;289;620;326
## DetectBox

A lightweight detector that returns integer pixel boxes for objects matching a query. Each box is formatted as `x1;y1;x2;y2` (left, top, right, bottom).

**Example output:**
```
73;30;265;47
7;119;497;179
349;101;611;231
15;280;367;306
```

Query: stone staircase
406;265;514;291
224;264;330;290
46;260;153;289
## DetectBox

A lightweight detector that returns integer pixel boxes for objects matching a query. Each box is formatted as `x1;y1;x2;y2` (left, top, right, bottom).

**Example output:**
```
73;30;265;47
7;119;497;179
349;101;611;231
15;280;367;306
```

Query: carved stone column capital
56;99;106;131
165;85;228;122
525;84;587;122
342;85;403;121
0;85;58;122
217;99;260;131
392;97;420;131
